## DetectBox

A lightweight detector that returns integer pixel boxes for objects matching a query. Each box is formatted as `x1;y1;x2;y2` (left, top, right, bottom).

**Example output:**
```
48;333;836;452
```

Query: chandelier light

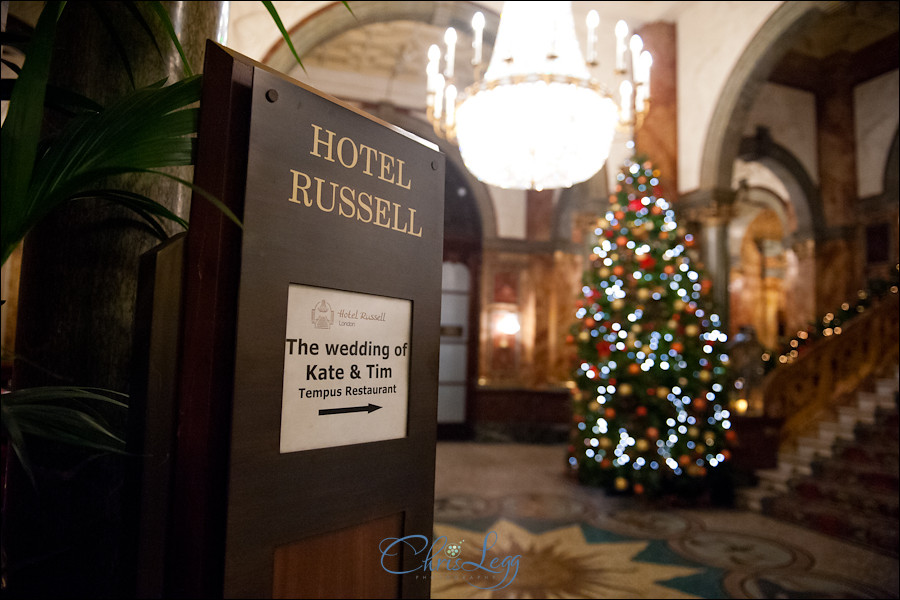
425;1;652;191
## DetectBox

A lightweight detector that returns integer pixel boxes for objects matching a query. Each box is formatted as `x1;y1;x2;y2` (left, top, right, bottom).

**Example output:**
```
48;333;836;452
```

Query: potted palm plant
1;1;314;595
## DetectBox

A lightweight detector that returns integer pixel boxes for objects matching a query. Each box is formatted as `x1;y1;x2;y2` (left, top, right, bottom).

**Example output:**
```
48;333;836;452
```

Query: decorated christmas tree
567;157;734;497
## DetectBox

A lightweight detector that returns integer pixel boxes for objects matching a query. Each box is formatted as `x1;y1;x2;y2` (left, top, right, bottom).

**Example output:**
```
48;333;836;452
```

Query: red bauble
639;256;656;270
635;406;647;417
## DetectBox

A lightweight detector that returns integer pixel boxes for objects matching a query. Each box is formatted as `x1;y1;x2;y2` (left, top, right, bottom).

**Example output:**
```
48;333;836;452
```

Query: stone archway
698;1;833;195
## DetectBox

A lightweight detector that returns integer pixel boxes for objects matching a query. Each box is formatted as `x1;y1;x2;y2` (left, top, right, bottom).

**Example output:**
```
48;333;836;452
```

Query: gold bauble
588;401;600;411
656;387;669;398
637;288;651;300
699;370;711;382
600;268;611;278
611;299;625;310
636;439;649;452
685;324;699;336
695;444;706;454
614;477;629;491
688;426;700;438
579;331;590;341
619;383;633;395
599;437;612;448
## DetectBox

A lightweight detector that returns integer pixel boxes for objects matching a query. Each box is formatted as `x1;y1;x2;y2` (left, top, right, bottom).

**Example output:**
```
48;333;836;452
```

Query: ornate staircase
735;288;900;557
737;368;899;556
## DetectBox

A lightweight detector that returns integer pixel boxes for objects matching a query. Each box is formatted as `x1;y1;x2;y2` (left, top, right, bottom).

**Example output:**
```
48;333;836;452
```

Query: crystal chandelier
425;1;652;191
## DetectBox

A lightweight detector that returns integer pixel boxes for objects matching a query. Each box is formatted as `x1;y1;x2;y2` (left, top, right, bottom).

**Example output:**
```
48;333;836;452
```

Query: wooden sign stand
127;42;445;599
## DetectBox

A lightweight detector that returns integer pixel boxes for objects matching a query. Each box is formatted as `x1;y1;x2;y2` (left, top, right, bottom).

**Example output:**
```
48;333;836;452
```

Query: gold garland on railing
761;279;899;450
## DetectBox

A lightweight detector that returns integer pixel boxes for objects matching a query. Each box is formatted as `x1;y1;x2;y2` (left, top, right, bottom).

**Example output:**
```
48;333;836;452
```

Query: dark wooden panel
730;416;784;473
272;513;403;599
167;42;255;598
473;387;571;423
124;233;186;598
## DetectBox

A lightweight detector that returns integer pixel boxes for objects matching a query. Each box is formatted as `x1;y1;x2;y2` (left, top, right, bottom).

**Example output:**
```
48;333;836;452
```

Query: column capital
677;187;737;224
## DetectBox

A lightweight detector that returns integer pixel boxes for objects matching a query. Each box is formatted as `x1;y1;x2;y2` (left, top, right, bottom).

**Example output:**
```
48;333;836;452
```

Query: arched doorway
438;160;483;438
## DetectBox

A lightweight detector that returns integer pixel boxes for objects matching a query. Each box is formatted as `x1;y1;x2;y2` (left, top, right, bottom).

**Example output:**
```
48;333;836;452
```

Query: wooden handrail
761;289;899;450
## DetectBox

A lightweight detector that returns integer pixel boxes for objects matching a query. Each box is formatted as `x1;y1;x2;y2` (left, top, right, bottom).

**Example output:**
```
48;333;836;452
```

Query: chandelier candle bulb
426;44;441;96
615;20;628;72
630;34;643;79
638;51;653;90
472;12;485;66
444;27;457;79
433;73;444;120
445;85;457;128
586;10;600;65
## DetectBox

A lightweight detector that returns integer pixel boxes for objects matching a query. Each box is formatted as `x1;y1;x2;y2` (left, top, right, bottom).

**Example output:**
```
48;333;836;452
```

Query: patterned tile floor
432;442;900;599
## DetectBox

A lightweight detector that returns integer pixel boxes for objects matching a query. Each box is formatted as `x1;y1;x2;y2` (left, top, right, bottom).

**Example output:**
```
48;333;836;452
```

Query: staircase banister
760;289;899;449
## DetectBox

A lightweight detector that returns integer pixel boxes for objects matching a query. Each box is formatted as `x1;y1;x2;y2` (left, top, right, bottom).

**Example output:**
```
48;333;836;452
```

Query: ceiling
789;1;899;59
297;1;899;108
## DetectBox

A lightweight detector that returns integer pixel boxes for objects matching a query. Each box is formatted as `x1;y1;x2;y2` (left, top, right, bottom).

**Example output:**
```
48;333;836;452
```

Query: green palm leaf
1;386;129;483
2;75;206;264
1;1;64;263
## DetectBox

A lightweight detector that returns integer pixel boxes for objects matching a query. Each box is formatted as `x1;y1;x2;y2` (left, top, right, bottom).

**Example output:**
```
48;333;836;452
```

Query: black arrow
319;404;382;416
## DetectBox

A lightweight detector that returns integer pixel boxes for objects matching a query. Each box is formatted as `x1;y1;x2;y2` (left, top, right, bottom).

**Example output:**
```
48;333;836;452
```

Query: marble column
681;187;736;331
5;3;225;597
635;21;678;200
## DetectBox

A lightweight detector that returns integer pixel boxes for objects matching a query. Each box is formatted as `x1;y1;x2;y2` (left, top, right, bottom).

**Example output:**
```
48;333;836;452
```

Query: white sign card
280;284;412;453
